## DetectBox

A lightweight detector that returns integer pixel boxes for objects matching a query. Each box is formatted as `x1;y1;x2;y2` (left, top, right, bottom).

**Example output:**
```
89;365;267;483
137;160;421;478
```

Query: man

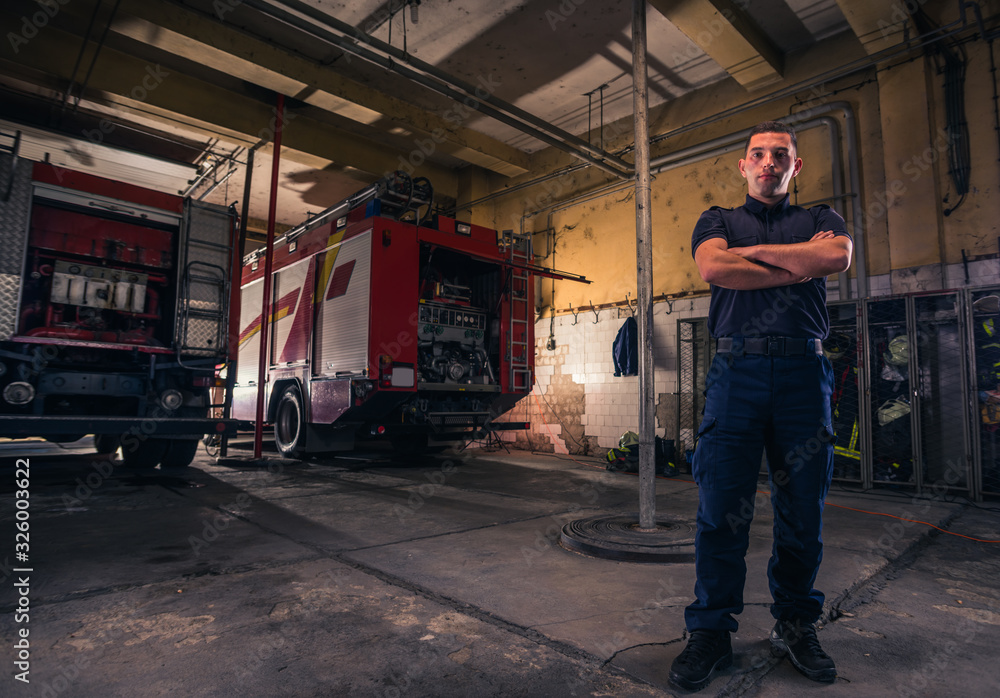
668;121;853;692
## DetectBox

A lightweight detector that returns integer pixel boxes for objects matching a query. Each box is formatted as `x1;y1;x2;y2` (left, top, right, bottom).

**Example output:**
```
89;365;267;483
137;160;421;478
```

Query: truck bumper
0;416;238;438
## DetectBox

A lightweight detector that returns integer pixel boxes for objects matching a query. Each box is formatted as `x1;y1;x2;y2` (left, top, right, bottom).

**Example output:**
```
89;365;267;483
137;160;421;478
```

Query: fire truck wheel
120;439;169;470
160;439;200;469
274;385;306;458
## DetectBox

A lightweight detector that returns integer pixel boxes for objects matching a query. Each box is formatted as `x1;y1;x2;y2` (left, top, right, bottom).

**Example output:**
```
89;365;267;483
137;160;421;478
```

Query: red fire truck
0;136;238;467
233;173;583;456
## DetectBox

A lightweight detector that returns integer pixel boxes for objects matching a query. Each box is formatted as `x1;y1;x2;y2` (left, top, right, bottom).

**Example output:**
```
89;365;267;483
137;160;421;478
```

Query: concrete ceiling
0;0;856;238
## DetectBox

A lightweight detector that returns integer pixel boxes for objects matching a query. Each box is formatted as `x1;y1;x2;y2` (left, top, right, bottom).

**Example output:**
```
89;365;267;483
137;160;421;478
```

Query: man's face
738;132;803;205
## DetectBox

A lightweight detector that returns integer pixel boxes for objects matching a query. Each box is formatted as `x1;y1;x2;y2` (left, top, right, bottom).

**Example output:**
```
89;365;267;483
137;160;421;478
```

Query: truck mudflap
0;416;237;438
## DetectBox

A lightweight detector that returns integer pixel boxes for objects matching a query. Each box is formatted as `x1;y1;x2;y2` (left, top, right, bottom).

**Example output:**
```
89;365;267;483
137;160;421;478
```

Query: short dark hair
744;121;797;155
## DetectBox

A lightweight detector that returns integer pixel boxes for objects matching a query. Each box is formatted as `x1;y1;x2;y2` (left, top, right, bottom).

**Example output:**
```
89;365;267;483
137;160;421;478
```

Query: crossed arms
694;231;853;291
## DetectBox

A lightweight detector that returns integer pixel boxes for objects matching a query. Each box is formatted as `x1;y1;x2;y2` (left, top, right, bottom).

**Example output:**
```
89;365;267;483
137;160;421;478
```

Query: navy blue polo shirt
691;194;850;340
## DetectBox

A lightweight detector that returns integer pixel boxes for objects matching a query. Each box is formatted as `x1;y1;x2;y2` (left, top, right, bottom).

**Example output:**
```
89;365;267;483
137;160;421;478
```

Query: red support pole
253;94;284;460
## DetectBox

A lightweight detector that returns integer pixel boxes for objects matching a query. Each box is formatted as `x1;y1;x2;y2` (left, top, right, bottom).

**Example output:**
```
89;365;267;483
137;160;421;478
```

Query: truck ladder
175;200;235;363
502;229;532;392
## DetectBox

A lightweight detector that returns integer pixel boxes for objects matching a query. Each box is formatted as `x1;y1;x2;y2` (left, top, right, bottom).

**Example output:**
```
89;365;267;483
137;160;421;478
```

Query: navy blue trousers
684;350;835;633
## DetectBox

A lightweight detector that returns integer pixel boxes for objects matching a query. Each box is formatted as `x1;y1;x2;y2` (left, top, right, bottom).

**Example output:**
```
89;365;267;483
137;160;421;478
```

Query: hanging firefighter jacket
612;315;638;376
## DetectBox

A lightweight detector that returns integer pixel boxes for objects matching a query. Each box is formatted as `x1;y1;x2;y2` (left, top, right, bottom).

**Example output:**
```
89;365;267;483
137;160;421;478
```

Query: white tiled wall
515;261;1000;455
516;295;711;453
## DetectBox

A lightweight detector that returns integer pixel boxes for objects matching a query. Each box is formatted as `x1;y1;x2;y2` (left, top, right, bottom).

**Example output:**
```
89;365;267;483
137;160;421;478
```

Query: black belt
716;337;822;356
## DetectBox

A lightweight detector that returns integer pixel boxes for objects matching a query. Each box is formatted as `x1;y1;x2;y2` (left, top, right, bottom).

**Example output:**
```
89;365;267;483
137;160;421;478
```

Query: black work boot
770;619;837;683
668;629;733;692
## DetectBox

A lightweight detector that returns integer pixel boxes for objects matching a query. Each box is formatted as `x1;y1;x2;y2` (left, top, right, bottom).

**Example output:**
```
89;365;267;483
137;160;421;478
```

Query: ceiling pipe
239;0;632;179
648;1;988;148
455;3;992;215
821;115;849;298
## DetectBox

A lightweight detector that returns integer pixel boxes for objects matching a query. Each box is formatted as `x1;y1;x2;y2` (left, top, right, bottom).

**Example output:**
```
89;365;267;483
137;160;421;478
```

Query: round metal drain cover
560;513;696;562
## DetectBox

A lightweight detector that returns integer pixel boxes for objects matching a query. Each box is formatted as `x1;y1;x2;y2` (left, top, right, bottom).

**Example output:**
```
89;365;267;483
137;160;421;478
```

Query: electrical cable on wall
989;39;1000;172
914;8;971;217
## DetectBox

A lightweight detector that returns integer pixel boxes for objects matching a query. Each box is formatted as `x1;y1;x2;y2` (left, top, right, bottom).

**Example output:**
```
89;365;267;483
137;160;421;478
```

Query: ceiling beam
0;11;458;194
650;0;783;91
126;0;529;177
25;0;530;178
834;0;910;55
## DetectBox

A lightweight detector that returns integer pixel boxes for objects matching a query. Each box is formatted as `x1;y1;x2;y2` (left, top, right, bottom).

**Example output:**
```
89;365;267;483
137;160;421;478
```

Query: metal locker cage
911;292;973;496
865;296;916;489
677;317;713;471
827;301;864;484
967;286;1000;499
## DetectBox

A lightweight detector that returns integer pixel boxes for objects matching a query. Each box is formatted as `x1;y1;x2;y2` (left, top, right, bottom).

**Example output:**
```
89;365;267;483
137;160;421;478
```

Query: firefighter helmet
884;335;909;366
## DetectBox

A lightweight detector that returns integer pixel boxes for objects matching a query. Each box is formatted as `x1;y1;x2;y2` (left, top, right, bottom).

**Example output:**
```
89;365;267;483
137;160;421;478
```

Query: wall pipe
241;0;632;179
253;94;284;460
822;116;849;297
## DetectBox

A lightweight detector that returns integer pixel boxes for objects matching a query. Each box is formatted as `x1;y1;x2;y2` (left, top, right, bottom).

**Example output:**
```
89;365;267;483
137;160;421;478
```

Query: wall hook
664;299;674;316
625;292;635;318
569;302;579;326
590;300;600;324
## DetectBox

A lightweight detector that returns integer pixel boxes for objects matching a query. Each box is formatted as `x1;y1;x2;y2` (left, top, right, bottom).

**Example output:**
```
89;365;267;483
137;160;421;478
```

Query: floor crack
602;636;686;668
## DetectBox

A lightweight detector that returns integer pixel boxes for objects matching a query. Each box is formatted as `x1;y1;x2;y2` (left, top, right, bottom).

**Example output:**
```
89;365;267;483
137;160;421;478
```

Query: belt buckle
767;337;784;356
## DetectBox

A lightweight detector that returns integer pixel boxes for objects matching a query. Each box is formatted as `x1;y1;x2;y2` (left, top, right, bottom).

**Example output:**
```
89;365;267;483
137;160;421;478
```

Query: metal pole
221;146;256;459
633;0;656;530
253;95;284;460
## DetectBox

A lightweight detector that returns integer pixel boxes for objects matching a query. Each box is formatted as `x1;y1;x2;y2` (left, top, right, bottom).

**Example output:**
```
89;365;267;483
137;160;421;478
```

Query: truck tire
160;439;200;469
274;385;306;458
121;438;168;470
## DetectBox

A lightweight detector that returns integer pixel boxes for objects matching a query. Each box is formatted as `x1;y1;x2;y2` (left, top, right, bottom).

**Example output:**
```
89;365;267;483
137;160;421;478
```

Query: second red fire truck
234;173;585;456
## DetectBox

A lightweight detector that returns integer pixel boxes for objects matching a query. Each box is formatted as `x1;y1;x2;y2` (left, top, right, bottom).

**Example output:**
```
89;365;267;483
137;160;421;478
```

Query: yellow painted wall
880;59;943;270
482;16;999;313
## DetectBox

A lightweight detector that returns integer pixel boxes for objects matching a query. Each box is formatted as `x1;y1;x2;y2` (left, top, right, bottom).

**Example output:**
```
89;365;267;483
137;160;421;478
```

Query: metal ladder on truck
502;229;532;392
175;200;236;365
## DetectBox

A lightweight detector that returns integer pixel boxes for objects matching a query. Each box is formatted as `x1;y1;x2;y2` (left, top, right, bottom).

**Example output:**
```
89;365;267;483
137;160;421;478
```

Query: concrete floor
1;438;1000;697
